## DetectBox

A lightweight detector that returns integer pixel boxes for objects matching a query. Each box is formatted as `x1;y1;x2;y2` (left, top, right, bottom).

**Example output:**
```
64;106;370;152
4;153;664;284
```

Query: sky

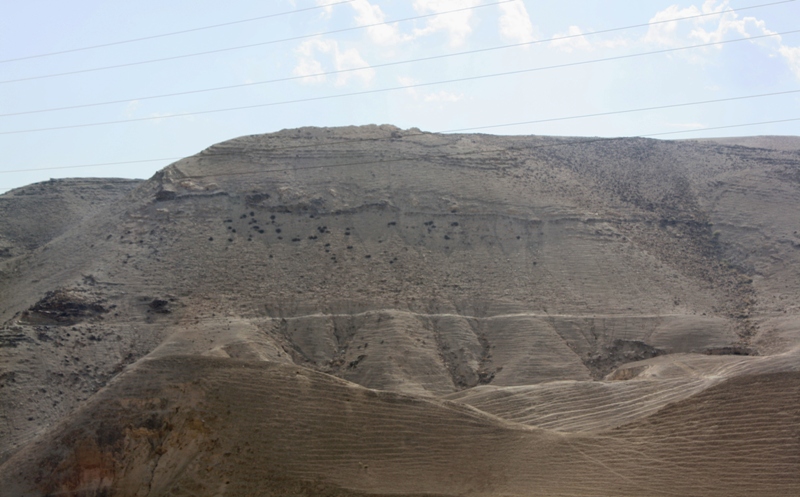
1;0;799;193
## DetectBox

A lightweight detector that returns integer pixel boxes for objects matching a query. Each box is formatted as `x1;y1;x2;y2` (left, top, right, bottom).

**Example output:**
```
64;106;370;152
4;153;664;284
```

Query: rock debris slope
1;125;799;496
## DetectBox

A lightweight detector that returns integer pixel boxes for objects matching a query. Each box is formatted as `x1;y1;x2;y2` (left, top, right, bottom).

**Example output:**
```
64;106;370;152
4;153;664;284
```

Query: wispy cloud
411;0;482;47
322;0;484;48
642;0;800;79
349;0;410;45
314;0;336;19
293;0;488;89
550;26;592;52
779;45;800;80
498;1;537;44
643;2;719;47
293;38;375;86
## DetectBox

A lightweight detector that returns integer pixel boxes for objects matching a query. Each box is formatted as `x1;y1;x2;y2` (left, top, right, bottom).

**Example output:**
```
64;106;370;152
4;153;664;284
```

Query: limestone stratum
1;125;799;496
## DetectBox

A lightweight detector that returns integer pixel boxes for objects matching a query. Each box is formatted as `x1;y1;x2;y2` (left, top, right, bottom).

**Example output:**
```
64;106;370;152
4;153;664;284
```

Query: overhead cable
0;1;513;84
0;157;183;174
2;0;795;117
2;113;799;178
175;116;800;180
440;89;800;133
0;1;358;64
1;30;797;136
642;117;800;137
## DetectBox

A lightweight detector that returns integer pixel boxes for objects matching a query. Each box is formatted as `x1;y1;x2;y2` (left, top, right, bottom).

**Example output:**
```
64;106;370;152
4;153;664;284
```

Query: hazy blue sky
1;0;799;192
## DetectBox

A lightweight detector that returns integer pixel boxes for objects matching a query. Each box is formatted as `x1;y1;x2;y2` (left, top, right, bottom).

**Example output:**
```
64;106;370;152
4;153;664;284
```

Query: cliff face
1;126;799;495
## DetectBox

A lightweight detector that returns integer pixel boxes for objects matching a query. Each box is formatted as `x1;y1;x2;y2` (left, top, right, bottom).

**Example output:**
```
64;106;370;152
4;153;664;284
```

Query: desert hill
1;125;799;495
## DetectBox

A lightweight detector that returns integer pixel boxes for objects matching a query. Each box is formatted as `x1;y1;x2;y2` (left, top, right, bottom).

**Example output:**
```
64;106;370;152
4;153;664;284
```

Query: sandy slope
1;355;798;496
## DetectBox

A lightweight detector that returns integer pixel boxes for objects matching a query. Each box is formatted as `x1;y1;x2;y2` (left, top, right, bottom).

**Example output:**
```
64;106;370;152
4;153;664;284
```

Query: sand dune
2;355;798;496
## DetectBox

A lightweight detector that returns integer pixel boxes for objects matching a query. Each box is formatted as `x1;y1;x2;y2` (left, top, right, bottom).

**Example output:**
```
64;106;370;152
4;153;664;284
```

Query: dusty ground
1;126;799;495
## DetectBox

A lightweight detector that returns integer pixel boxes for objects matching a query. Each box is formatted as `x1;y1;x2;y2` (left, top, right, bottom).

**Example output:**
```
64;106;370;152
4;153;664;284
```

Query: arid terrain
1;125;799;496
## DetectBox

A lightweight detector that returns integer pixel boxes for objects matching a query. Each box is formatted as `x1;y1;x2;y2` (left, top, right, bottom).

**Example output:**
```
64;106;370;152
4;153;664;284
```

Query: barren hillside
1;125;799;496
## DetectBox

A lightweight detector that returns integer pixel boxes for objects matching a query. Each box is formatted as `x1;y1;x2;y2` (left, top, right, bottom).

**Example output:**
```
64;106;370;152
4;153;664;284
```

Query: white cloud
314;0;335;19
643;3;709;47
498;2;536;44
309;0;487;49
643;0;770;48
398;76;417;85
640;1;800;80
399;75;422;99
293;39;330;84
412;0;482;47
293;57;327;84
334;45;375;86
349;0;409;45
550;26;592;52
779;44;800;80
293;38;375;86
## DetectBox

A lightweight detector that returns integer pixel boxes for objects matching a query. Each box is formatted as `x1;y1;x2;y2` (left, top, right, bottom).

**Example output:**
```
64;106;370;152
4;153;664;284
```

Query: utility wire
642;117;800;137
0;1;513;84
440;89;800;133
0;1;357;64
2;114;798;193
2;110;799;178
1;29;797;136
0;0;796;92
175;116;800;180
2;0;794;117
0;158;182;174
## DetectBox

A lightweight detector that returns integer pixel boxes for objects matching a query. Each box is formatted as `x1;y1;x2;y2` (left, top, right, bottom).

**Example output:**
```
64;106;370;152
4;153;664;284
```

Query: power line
2;0;794;118
641;117;800;137
0;158;182;174
174;116;800;180
2;105;798;177
0;1;357;64
0;1;513;84
0;0;792;106
439;89;800;133
447;116;800;138
1;30;797;136
1;115;797;192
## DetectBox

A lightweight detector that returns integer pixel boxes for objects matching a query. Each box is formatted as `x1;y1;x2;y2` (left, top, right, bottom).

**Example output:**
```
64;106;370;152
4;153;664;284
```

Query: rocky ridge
1;125;799;495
